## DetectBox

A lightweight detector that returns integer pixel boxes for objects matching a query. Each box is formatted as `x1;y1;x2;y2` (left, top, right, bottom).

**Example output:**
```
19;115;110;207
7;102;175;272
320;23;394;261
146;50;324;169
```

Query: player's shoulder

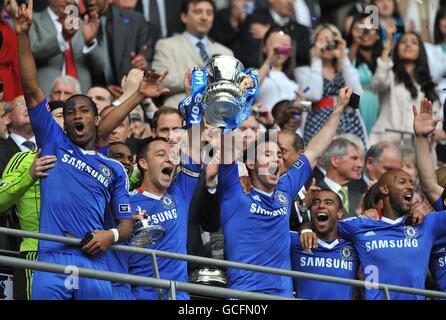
98;153;126;174
4;150;37;175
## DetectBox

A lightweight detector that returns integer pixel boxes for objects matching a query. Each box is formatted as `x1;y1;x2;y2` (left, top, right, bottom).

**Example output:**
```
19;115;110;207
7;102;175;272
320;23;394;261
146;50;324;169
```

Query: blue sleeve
427;211;446;241
110;164;132;220
27;98;65;148
171;159;202;203
217;163;243;200
279;155;312;199
338;217;361;241
433;197;445;212
290;231;299;250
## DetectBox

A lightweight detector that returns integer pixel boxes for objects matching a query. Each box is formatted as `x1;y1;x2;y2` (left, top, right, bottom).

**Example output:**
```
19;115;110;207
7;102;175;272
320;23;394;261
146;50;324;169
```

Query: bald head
378;169;414;217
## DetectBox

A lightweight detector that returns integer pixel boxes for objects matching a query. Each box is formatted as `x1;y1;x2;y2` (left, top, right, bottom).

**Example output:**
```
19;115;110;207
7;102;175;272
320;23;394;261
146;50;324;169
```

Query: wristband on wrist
110;228;119;243
300;229;314;234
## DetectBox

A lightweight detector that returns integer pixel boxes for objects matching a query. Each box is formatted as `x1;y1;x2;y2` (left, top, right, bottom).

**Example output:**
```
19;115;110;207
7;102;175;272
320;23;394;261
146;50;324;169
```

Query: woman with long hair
295;23;366;147
347;14;383;134
372;0;405;45
256;26;298;111
370;28;443;146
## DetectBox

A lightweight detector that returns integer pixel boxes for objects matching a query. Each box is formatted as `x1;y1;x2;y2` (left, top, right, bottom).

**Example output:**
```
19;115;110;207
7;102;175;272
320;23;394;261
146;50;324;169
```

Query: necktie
22;140;36;151
339;187;350;214
149;0;161;27
57;17;78;79
196;41;210;63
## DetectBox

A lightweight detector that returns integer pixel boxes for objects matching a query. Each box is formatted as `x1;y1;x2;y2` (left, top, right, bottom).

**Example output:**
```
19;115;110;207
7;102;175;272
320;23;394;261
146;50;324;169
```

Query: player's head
378;169;414;217
63;94;99;149
152;107;185;146
108;142;134;177
310;189;344;236
137;137;176;193
246;133;282;192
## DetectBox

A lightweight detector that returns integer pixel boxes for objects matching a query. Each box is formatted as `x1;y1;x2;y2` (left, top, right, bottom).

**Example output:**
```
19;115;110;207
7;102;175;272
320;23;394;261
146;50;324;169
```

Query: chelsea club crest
340;246;353;260
275;191;288;206
99;165;112;179
161;194;175;209
404;226;418;239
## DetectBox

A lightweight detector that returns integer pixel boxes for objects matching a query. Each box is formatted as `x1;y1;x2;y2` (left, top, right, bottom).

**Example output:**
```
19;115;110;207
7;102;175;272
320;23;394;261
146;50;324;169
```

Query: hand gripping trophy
131;206;166;247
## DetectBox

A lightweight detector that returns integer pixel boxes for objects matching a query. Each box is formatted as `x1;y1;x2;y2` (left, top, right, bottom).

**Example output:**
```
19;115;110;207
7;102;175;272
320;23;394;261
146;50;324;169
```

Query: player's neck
317;227;338;243
141;180;167;197
77;139;96;151
382;204;403;221
251;180;275;194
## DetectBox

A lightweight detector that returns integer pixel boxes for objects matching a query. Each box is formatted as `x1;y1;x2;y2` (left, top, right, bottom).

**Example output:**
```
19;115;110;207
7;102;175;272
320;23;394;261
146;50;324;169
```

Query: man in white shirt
151;0;233;108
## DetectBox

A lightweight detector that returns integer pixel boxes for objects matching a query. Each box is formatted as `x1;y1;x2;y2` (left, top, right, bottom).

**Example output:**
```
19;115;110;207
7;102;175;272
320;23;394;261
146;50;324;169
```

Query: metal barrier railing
0;227;445;300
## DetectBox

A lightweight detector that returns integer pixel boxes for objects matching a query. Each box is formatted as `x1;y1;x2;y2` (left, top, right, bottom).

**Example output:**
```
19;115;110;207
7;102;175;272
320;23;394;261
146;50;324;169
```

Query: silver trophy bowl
202;55;248;128
189;268;228;287
131;207;166;247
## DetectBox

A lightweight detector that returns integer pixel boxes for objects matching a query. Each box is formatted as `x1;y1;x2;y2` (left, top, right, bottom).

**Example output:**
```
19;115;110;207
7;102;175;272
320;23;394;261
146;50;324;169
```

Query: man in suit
0;99;10;140
135;0;183;38
151;0;233;108
29;0;104;97
84;0;152;97
49;75;81;102
317;138;364;218
349;141;402;195
236;0;312;68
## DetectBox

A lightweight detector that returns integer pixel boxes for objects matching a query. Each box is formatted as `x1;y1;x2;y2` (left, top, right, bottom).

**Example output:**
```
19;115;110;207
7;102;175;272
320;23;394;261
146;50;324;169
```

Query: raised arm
96;70;169;144
413;98;443;204
303;86;352;168
11;0;45;108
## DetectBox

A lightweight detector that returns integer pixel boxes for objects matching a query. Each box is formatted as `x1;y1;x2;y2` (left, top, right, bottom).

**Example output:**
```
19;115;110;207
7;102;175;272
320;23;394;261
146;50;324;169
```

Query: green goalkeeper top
0;150;39;252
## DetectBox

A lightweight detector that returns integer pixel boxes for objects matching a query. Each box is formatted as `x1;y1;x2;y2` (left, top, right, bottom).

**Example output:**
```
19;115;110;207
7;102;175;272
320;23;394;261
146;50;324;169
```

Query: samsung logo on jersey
61;154;110;187
300;257;354;271
249;203;287;216
365;239;419;252
438;256;446;268
149;209;177;224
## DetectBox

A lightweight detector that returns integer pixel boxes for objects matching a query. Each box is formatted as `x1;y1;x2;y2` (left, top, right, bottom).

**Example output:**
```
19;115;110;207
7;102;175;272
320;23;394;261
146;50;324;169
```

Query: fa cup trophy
131;206;166;247
179;55;259;129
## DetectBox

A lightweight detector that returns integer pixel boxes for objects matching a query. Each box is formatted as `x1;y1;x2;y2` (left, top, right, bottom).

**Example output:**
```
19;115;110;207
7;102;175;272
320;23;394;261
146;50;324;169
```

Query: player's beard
389;191;412;216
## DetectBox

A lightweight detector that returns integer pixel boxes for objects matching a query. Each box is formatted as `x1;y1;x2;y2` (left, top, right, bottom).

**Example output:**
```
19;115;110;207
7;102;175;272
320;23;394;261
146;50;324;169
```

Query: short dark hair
180;0;216;14
152;107;184;130
109;141;134;156
244;131;278;165
280;129;304;153
136;136;169;164
311;188;344;214
63;94;98;116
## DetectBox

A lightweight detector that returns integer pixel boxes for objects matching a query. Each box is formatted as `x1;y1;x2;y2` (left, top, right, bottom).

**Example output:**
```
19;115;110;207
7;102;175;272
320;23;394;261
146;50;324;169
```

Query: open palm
10;0;33;34
413;98;439;137
138;70;170;98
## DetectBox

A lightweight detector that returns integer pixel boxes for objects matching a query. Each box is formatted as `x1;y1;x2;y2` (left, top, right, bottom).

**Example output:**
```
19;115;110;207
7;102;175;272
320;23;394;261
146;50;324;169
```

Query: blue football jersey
290;231;358;300
128;165;199;300
338;212;446;300
429;199;446;292
28;99;132;262
217;156;312;297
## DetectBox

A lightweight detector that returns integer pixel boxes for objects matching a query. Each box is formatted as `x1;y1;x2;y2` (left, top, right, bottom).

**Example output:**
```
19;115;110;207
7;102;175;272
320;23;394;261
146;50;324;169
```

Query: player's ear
138;158;149;171
337;208;344;220
379;184;389;196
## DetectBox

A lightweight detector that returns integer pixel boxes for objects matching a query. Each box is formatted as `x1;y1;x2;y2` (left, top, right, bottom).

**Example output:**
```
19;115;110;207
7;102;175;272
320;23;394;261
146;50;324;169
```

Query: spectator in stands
0;102;36;175
49;76;81;102
87;86;113;114
0;98;10;140
209;0;250;52
29;0;104;96
349;141;402;195
346;14;383;134
370;29;444;146
317;138;363;218
255;26;298;111
0;0;23;103
236;0;311;68
296;23;366;148
152;107;185;146
84;0;151;97
271;99;303;134
342;0;372;35
135;0;183;38
371;0;405;45
152;0;233;108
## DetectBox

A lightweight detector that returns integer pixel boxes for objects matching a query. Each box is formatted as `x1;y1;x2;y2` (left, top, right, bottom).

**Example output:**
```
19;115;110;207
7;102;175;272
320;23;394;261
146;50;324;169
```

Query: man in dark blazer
135;0;183;38
84;0;152;97
236;0;312;68
316;138;364;218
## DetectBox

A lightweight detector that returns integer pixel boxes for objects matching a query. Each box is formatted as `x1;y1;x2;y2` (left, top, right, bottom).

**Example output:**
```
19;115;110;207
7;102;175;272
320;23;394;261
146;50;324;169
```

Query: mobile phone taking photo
348;92;360;109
